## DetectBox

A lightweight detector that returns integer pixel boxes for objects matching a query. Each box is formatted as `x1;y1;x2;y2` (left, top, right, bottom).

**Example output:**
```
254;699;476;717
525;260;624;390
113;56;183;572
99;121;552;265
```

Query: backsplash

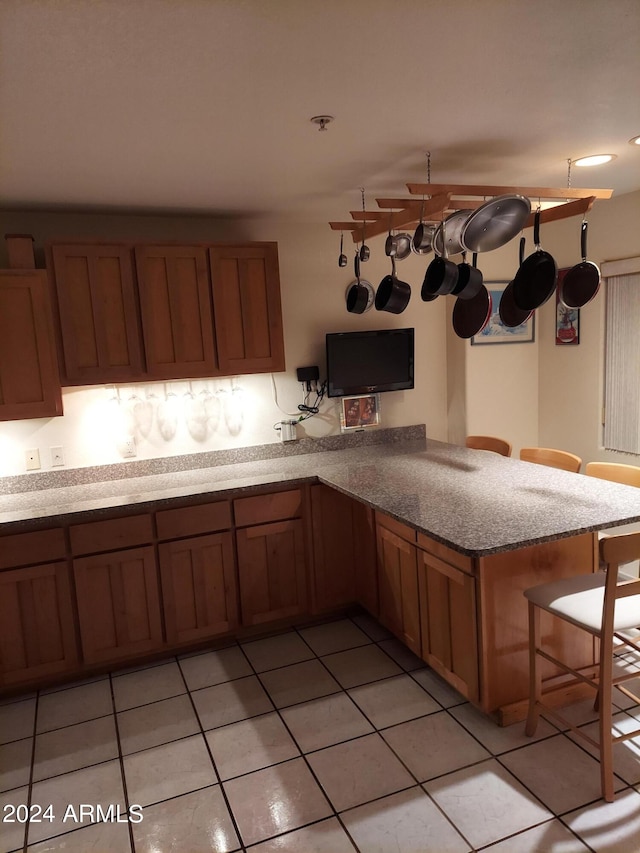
0;425;426;494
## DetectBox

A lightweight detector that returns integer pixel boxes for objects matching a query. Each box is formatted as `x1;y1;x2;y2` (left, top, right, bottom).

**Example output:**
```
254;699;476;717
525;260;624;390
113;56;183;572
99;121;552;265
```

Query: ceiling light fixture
310;115;334;132
629;135;640;146
573;154;616;167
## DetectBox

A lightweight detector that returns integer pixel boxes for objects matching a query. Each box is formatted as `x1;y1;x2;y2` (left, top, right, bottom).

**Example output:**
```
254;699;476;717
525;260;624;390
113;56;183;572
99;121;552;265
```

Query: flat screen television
326;328;414;397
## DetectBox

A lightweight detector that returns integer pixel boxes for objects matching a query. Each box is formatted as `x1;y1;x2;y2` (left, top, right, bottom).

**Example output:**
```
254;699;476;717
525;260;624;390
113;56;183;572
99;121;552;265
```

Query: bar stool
524;531;640;802
586;462;640;487
465;435;512;457
519;447;582;473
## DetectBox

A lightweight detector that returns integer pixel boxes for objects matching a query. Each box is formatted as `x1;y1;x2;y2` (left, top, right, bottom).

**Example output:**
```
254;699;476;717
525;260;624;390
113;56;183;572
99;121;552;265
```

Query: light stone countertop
2;439;640;556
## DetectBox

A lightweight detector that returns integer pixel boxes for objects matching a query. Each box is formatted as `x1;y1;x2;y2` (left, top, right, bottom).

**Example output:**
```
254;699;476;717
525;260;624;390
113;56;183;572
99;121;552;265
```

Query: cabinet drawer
70;514;153;555
156;501;232;540
0;528;66;570
375;511;417;543
417;532;474;575
234;489;302;527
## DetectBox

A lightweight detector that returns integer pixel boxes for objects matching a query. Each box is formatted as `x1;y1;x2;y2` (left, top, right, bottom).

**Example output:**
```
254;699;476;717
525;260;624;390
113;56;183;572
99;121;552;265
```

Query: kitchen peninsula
3;433;640;724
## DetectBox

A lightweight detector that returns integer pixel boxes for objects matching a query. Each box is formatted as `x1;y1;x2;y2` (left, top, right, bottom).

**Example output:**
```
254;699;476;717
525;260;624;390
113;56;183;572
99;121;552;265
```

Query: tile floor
2;613;640;852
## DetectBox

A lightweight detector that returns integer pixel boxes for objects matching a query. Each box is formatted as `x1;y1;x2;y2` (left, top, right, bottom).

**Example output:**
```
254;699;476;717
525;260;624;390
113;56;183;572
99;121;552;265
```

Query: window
603;258;640;454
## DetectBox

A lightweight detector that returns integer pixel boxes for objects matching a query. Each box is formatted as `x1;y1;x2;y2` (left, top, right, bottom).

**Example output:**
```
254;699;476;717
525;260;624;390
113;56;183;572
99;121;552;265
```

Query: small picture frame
471;282;535;345
339;394;380;431
556;269;580;345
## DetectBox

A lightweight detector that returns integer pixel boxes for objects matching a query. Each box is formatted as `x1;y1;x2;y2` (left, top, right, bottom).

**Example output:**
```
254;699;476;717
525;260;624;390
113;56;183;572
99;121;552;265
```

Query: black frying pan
499;237;534;328
513;210;558;312
452;285;492;339
558;221;601;309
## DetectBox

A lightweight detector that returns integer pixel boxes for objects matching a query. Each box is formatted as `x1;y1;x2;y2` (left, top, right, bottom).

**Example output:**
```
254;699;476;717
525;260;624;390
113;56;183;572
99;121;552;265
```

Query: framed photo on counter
340;394;380;431
471;282;535;345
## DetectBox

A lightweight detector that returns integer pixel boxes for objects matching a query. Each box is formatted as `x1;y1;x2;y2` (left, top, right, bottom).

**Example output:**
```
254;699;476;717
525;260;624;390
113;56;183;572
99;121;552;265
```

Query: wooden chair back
465;435;512;457
586;462;640;487
519;447;582;473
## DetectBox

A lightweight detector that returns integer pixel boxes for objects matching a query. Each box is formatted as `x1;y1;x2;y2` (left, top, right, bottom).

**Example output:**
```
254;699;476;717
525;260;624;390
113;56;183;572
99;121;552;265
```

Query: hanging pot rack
329;183;613;243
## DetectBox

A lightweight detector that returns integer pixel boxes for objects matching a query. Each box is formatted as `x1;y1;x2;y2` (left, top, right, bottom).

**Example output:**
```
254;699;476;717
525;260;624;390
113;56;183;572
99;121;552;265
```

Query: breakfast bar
2;434;640;724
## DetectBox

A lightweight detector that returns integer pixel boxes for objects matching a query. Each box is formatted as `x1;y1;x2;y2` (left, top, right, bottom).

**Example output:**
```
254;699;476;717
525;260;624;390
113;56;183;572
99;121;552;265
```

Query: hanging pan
421;216;459;299
558;220;601;309
375;255;411;314
433;209;473;257
453;252;483;300
499;237;534;328
338;232;347;268
461;194;531;254
513;209;558;312
452;285;492;339
346;253;374;314
412;198;435;255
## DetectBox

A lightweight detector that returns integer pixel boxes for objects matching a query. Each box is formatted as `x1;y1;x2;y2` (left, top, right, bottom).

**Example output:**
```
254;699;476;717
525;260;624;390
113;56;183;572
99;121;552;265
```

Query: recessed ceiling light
629;135;640;146
573;154;616;167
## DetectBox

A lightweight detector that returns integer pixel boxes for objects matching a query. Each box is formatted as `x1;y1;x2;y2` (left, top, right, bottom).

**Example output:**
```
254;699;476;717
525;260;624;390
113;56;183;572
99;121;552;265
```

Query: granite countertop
2;438;640;557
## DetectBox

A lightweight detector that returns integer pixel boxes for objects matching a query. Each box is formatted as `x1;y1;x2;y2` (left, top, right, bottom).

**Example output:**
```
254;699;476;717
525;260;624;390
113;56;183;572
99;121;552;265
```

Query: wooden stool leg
599;633;615;802
525;600;542;736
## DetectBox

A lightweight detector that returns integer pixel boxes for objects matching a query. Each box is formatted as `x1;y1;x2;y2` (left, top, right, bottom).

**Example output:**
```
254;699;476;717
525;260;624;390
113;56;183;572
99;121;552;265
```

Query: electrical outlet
119;437;137;458
50;446;65;467
25;448;41;471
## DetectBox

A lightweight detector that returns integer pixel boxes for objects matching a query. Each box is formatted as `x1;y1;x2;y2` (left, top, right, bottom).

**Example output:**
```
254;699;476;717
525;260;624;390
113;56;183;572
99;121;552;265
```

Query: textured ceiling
1;0;639;220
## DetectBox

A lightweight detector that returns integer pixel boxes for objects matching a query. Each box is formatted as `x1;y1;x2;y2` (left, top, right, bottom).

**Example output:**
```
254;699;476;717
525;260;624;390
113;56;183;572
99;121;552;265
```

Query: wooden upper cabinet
209;245;285;374
49;244;145;385
135;245;218;379
0;270;62;421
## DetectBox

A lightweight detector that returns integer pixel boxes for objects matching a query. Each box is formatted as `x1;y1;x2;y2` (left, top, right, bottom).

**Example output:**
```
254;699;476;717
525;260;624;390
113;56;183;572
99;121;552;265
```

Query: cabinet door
353;501;378;616
310;485;356;612
0;562;78;686
74;546;163;664
159;532;238;644
376;525;420;653
418;550;479;701
49;244;145;384
236;519;307;626
209;245;285;374
135;245;218;379
0;271;62;421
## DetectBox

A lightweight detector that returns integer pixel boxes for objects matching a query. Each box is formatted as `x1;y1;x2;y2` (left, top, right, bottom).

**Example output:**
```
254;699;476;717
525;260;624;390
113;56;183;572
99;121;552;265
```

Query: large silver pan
433;209;473;256
461;194;531;253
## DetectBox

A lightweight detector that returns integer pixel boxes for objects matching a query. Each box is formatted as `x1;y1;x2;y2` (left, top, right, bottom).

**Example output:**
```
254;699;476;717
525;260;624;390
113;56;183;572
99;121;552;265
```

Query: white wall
536;190;640;466
0;212;448;476
2;191;635;478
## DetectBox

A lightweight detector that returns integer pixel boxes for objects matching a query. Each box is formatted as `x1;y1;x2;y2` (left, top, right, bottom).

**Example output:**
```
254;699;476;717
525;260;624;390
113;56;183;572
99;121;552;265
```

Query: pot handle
354;252;361;283
391;255;397;279
581;220;588;262
534;209;541;249
519;236;526;265
472;252;478;269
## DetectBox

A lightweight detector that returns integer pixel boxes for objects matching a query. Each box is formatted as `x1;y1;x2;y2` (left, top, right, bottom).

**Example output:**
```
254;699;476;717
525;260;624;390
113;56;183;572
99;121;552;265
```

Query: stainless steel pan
461;194;531;253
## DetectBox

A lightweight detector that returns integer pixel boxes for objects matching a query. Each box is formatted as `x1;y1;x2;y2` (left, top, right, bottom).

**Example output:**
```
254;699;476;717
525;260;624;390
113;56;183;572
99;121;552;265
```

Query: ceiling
1;0;639;222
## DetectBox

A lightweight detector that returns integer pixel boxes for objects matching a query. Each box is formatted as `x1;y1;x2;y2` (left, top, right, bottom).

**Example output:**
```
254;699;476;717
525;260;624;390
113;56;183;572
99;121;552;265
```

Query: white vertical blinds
604;271;640;454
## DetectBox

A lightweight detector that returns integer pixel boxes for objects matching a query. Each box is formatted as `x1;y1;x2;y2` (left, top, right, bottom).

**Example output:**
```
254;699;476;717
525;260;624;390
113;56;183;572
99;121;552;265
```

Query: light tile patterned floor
3;613;640;852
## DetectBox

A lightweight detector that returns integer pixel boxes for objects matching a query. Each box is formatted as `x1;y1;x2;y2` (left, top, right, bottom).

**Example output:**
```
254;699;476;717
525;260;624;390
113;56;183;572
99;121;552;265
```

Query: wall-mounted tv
326;328;414;398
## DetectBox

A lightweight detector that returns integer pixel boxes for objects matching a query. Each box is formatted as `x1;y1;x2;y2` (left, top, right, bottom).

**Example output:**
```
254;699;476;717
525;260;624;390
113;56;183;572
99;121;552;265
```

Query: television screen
326;328;414;397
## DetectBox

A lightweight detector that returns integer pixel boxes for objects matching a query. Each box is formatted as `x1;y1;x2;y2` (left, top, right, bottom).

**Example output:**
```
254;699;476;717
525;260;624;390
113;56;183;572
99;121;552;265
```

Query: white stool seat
524;573;640;634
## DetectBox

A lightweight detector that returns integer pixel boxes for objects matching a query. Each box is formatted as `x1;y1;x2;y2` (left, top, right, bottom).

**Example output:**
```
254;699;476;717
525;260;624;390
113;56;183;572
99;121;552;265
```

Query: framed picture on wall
471;282;535;345
555;269;580;345
339;394;380;431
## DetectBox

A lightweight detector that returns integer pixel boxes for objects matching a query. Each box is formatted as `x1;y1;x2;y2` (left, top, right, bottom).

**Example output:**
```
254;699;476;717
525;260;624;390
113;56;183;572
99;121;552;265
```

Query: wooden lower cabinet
376;522;420;654
236;519;307;626
417;549;479;702
73;546;163;664
310;485;356;612
159;531;238;644
0;562;77;686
